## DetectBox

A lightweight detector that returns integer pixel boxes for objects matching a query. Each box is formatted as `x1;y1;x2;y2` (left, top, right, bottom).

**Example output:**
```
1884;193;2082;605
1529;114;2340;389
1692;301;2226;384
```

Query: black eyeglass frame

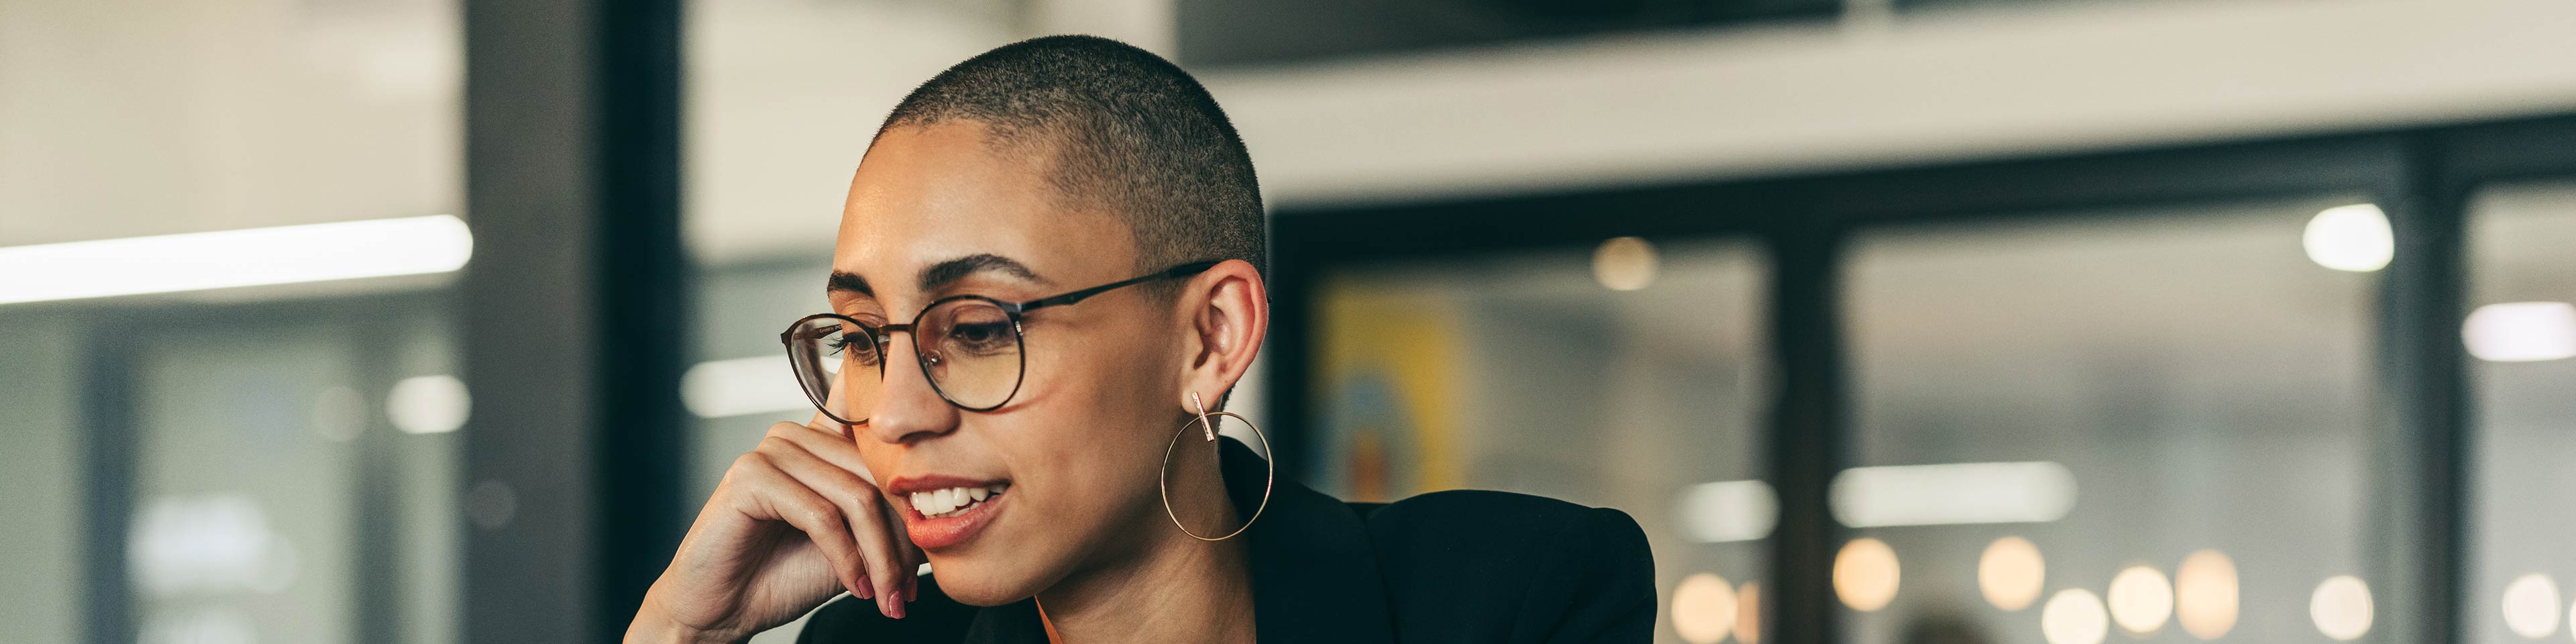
781;260;1222;425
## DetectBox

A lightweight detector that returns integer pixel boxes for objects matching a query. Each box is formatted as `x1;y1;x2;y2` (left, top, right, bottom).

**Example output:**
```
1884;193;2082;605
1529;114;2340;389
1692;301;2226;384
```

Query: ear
1176;259;1269;413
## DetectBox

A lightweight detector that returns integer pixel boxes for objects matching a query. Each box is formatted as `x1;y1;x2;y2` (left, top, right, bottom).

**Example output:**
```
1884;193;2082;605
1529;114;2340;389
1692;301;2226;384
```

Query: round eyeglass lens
918;299;1024;410
786;315;883;423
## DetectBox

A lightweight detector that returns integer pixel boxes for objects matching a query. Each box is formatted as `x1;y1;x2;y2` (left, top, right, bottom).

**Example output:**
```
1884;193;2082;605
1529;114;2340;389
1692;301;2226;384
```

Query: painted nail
853;583;872;600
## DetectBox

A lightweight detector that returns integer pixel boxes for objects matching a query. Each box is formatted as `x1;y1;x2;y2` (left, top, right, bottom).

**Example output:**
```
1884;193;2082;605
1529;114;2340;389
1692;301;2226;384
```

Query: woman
625;35;1655;643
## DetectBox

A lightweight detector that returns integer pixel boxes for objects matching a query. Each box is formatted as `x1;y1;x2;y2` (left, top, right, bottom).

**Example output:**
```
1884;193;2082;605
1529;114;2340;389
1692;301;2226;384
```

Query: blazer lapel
1224;438;1399;644
949;438;1397;644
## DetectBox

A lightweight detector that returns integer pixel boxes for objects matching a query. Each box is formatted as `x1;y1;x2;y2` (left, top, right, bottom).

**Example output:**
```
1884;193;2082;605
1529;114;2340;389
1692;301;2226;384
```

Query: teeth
908;484;1008;519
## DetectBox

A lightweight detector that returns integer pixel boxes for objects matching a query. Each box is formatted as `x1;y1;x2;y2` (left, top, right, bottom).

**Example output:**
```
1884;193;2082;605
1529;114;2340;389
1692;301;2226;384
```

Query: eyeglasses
782;260;1220;425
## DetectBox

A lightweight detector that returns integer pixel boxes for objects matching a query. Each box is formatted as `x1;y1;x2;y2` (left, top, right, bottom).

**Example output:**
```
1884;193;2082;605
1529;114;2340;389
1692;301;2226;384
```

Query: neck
1034;439;1254;643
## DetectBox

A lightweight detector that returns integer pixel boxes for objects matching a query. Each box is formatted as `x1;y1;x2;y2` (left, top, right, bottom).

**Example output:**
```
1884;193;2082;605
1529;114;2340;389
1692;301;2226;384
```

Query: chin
926;552;1049;606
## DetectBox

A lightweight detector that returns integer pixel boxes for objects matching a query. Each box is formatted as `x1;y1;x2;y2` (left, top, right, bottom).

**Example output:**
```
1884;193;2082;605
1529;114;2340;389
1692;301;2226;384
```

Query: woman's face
832;122;1189;606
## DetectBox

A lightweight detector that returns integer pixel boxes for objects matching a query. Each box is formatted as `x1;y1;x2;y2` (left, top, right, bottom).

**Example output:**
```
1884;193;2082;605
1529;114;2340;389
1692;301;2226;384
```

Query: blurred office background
5;0;2576;643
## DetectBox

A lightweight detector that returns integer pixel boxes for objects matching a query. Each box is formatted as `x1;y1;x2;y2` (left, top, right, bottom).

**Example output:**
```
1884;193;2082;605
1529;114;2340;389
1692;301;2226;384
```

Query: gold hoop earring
1159;391;1273;541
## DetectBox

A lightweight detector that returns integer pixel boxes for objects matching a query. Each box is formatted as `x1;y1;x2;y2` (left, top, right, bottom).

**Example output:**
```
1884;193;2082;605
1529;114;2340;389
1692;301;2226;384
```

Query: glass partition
122;304;459;644
1313;239;1770;644
0;0;464;640
0;313;86;642
2465;180;2576;644
1844;196;2381;644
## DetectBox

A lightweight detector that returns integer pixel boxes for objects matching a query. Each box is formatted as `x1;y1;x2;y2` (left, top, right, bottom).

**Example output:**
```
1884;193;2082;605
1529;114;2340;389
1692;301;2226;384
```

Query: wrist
627;588;747;644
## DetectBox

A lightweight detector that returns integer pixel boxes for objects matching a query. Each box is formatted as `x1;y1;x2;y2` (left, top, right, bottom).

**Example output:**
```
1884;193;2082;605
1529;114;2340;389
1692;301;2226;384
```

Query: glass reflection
1847;196;2377;644
1316;239;1768;644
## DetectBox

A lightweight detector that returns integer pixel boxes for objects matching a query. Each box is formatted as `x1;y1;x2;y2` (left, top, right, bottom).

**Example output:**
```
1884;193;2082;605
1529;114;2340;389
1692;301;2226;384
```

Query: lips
888;474;1011;549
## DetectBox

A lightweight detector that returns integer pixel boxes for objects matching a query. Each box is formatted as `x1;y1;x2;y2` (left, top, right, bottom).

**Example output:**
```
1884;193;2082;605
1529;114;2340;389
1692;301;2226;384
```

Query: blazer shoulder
1358;490;1627;532
792;582;980;644
1359;490;1656;643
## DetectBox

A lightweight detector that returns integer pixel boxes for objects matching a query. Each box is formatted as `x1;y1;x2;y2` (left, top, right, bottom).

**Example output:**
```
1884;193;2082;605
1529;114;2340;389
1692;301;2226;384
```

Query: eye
935;304;1018;356
824;331;885;366
946;320;1013;354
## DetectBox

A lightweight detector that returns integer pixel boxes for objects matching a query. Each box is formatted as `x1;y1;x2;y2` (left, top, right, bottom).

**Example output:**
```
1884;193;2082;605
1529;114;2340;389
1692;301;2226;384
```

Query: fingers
725;451;872;601
759;435;911;619
766;420;876;482
871;490;926;603
895;506;924;602
761;421;914;611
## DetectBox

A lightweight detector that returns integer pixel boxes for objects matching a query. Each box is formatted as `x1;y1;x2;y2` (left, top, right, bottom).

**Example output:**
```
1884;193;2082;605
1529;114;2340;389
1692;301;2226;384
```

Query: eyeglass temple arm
1016;261;1222;311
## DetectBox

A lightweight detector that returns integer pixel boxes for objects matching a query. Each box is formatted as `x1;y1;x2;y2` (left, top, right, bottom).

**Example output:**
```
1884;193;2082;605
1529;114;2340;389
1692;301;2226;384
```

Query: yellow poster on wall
1314;277;1464;502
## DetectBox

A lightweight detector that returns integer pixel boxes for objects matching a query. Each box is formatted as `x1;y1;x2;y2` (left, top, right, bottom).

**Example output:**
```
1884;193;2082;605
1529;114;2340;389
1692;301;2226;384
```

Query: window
2465;181;2576;644
1313;239;1770;644
1843;197;2381;644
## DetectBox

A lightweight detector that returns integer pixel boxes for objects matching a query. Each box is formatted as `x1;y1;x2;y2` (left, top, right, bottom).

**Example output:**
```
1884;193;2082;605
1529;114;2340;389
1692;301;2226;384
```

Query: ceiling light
2464;302;2576;362
387;375;470;435
0;214;471;305
2174;550;2239;639
1829;461;2076;527
2302;204;2393;272
683;356;812;419
1592;236;1658;291
1675;480;1778;543
2311;576;2374;641
1979;537;2045;611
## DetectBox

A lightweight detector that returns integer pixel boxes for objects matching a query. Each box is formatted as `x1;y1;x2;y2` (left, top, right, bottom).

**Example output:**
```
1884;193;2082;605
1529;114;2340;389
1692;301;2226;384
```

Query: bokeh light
1834;537;1901;612
2311;575;2375;641
2303;203;2394;272
2503;574;2562;639
2174;550;2239;639
1980;537;2045;610
1592;236;1659;290
387;374;470;435
2108;566;2174;635
2042;588;2110;644
1672;573;1738;644
2463;302;2576;362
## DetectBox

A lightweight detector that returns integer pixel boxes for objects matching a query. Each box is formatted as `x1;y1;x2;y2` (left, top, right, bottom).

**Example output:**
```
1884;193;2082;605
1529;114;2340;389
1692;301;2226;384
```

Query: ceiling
8;0;2576;269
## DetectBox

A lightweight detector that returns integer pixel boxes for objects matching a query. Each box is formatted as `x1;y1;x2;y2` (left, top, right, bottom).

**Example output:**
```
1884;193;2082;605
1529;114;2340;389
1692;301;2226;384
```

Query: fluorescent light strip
683;356;812;419
387;375;470;435
1673;479;1778;543
1831;461;2077;528
0;214;472;305
2463;301;2576;362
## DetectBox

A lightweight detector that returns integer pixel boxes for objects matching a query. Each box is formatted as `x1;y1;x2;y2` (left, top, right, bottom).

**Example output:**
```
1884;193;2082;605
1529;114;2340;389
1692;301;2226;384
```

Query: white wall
1205;0;2576;209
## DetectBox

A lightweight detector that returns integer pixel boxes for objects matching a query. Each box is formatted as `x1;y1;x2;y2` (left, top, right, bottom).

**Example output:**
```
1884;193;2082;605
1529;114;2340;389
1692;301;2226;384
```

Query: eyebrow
824;253;1048;299
918;254;1046;292
827;270;872;297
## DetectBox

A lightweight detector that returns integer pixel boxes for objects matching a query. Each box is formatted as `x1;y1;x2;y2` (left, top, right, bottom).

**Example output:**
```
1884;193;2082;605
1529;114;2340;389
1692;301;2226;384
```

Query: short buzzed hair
876;35;1265;282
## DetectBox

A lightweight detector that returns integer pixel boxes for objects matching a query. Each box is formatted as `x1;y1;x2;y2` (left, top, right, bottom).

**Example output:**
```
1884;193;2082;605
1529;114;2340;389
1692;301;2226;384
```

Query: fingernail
853;583;871;600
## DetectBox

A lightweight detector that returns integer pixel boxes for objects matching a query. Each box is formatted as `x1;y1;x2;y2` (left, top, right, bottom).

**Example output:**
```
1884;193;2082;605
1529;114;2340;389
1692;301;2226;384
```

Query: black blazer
796;437;1657;643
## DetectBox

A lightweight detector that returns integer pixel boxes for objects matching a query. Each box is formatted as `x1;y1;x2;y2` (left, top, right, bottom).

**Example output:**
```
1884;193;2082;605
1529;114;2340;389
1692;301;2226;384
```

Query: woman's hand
627;413;924;643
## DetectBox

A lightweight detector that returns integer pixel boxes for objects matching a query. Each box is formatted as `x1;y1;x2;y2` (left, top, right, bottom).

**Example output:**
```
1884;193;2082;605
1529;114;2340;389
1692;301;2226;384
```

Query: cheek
852;441;897;488
1008;326;1186;506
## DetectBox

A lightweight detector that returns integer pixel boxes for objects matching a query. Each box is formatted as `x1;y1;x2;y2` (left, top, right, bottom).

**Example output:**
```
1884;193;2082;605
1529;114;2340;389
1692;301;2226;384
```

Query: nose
861;331;961;445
